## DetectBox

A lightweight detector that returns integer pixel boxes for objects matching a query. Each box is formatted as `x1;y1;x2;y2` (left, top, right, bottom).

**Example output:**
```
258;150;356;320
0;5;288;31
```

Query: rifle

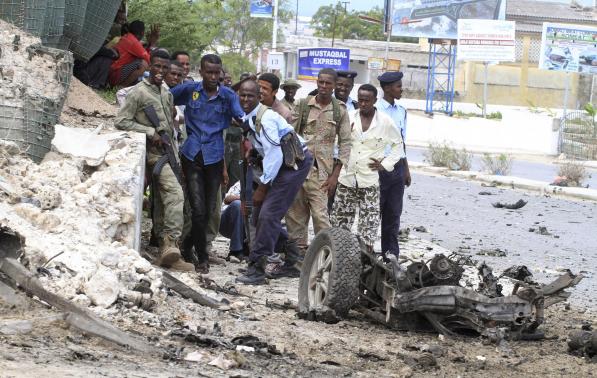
239;137;253;248
143;105;185;188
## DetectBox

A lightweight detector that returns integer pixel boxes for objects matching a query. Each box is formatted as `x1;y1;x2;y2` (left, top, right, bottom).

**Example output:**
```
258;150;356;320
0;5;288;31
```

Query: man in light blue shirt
235;80;313;285
377;71;412;258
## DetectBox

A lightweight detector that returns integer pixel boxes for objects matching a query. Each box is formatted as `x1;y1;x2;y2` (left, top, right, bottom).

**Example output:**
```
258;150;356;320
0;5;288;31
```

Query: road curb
409;161;597;202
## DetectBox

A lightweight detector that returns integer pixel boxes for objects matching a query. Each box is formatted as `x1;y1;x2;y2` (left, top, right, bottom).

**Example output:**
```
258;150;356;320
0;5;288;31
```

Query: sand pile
64;78;117;118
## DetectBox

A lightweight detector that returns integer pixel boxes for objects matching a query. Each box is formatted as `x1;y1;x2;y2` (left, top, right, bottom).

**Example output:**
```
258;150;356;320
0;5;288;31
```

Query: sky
294;0;594;17
296;0;385;16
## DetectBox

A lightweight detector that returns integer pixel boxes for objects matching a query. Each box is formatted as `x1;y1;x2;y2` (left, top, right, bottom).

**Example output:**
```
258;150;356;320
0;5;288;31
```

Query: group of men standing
115;47;410;285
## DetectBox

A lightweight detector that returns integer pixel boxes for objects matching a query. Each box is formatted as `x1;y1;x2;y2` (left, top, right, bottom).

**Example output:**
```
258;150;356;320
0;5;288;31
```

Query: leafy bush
481;153;513;175
486;111;502;120
424;143;472;171
95;87;118;104
557;162;588;187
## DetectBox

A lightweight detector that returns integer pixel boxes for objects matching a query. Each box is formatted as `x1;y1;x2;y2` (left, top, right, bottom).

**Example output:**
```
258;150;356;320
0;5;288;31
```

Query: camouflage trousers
149;155;184;240
330;183;380;247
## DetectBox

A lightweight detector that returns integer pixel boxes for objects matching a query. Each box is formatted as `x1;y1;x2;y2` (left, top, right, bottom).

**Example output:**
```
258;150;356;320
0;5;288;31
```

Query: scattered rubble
568;329;597;361
492;199;528;209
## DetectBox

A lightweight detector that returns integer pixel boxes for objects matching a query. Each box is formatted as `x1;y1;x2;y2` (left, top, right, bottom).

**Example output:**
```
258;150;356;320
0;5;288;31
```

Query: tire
297;227;362;323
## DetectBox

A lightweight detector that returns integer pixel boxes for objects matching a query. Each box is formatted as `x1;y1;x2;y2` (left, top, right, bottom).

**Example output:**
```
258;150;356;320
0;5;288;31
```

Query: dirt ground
1;229;595;378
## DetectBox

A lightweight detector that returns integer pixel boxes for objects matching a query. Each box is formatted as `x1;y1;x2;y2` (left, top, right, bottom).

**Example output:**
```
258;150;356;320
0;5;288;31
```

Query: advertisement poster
539;22;597;74
298;48;350;80
389;0;506;39
250;0;272;18
457;19;515;62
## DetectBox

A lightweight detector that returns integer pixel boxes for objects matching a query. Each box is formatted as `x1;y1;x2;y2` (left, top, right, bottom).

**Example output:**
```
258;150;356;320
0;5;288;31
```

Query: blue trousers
250;151;313;262
219;200;244;252
379;159;405;256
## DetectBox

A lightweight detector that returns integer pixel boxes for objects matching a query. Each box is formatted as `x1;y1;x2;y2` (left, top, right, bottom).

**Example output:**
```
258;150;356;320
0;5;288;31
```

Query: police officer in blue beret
376;71;411;258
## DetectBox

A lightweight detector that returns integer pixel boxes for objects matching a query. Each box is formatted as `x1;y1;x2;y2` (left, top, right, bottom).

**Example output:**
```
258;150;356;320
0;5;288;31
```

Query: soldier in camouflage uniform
115;49;194;272
330;84;404;250
286;68;352;253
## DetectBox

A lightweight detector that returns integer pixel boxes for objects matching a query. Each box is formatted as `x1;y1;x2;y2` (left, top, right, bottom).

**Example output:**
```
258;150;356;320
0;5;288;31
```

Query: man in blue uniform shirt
235;79;313;285
171;54;244;273
377;71;412;258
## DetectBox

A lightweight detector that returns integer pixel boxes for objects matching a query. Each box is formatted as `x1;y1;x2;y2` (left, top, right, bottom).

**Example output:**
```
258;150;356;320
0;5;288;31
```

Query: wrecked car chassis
298;227;583;340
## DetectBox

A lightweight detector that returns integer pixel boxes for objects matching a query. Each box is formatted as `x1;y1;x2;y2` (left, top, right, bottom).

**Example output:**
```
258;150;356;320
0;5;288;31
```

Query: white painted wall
406;110;560;156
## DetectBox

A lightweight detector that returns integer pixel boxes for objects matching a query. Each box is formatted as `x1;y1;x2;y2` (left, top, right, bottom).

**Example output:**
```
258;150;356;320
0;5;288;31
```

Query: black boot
181;236;200;266
236;257;267;285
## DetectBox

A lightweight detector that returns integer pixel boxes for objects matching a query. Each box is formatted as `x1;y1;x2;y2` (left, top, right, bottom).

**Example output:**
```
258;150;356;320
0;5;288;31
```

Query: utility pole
384;0;394;68
295;0;299;35
331;9;337;47
341;1;349;41
272;0;279;51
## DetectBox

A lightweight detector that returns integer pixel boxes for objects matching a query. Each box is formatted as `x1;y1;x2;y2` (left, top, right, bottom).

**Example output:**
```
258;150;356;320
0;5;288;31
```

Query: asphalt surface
401;172;597;310
408;146;597;188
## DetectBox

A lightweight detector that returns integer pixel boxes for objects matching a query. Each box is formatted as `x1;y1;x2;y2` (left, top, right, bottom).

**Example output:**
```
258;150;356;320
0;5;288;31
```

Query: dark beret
337;70;358;79
377;71;404;84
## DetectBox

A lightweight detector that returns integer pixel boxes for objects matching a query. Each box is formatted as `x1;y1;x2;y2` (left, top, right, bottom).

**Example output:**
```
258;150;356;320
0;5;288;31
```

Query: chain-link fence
560;110;597;161
0;0;121;60
0;45;73;162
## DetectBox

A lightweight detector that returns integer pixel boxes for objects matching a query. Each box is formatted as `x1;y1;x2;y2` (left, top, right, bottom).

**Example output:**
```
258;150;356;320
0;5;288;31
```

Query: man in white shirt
330;84;404;251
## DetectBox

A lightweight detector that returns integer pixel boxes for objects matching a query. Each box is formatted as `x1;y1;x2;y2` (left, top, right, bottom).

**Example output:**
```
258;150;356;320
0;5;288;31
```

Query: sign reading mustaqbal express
298;48;350;80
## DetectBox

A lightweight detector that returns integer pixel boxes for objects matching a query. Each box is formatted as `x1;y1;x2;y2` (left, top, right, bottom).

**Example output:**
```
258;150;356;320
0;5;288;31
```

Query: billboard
457;19;515;62
250;0;272;18
297;48;350;80
539;22;597;74
390;0;506;40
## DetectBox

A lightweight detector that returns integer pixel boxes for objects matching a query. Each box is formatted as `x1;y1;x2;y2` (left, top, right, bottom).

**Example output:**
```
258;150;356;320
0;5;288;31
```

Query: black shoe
266;263;300;279
181;238;200;267
236;259;267;285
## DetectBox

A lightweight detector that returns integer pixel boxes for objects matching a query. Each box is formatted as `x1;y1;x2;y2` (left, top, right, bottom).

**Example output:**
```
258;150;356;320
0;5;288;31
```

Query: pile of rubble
0;126;161;310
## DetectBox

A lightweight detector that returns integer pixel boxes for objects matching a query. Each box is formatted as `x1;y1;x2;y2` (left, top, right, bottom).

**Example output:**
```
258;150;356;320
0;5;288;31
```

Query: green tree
220;53;256;80
311;4;416;43
128;0;224;58
214;0;292;56
128;0;293;75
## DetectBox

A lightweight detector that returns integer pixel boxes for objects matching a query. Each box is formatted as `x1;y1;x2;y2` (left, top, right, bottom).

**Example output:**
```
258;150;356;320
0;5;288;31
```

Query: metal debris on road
492;199;528;209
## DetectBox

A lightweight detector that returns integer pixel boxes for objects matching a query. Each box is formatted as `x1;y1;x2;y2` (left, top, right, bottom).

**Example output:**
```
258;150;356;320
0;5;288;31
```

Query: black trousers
181;152;223;263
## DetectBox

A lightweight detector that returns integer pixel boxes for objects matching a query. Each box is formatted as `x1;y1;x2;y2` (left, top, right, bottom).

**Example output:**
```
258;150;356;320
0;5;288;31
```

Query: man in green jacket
115;49;194;272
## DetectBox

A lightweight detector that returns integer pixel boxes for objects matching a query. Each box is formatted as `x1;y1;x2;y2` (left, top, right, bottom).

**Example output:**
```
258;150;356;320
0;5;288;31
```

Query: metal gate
560;110;597;161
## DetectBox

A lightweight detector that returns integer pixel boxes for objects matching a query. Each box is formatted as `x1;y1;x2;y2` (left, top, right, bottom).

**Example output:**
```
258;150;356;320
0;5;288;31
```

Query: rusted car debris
298;228;584;340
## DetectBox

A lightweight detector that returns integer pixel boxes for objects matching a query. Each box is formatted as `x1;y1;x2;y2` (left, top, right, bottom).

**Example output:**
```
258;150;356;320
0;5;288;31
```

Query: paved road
401;172;597;310
408;146;597;188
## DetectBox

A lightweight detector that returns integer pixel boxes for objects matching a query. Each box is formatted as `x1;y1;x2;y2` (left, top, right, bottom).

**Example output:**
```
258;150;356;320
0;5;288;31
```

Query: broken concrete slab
51;124;126;165
0;130;152;311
